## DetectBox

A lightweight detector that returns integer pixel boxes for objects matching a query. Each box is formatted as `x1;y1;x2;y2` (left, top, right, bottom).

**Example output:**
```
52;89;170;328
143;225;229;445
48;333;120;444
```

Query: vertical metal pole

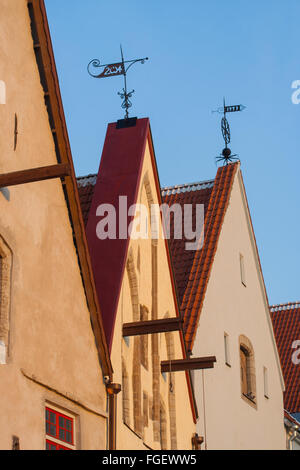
106;383;121;450
120;45;129;119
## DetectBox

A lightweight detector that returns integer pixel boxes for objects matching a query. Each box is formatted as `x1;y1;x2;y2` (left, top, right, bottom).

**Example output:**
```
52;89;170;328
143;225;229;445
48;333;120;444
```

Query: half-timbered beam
161;356;216;373
123;317;182;337
0;163;70;188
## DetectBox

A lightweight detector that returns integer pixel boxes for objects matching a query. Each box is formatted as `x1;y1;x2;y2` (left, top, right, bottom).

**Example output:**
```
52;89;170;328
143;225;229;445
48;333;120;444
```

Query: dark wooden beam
0;163;70;188
123;317;182;337
161;356;216;373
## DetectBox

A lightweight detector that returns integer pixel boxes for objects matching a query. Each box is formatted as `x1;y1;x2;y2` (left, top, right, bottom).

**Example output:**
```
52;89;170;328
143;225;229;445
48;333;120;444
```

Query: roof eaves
182;162;239;351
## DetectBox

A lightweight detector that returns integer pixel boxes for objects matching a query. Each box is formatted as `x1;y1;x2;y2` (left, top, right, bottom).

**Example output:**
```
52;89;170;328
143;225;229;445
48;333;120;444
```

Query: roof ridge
77;173;97;178
162;178;215;190
77;174;98;187
161;179;214;196
270;301;300;312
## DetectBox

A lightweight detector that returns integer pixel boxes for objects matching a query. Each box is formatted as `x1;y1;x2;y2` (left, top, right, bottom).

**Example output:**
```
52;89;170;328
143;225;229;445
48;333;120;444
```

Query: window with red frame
45;407;74;450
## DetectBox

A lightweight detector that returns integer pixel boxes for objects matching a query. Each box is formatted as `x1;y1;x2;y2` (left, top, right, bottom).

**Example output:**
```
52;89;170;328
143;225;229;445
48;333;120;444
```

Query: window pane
50;412;56;424
66;419;72;431
50;425;56;436
59;416;64;428
46;442;50;450
66;431;72;443
59;429;65;441
46;422;50;434
46;409;49;421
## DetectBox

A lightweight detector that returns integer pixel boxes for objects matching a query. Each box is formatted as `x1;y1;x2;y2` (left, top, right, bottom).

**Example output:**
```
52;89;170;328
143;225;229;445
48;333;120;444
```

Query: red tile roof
162;180;214;305
270;302;300;413
77;175;97;226
162;163;238;351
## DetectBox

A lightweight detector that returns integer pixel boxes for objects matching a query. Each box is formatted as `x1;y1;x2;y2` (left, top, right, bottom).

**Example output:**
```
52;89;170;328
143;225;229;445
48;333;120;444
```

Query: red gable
83;118;150;351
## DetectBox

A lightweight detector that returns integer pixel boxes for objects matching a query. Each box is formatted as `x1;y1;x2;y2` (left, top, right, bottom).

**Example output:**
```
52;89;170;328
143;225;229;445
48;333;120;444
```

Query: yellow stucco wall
111;140;195;450
193;167;286;449
0;0;107;450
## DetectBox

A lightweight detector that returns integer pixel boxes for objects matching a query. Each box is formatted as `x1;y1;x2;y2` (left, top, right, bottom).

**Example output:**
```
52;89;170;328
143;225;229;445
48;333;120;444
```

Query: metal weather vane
87;46;148;120
213;98;246;165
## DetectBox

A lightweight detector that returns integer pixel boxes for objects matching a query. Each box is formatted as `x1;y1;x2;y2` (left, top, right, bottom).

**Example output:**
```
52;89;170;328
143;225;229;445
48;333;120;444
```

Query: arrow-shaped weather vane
87;46;148;120
213;98;246;165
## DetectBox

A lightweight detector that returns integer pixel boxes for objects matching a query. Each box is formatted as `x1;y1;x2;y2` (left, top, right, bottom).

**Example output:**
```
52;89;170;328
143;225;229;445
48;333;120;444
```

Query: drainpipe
106;382;121;450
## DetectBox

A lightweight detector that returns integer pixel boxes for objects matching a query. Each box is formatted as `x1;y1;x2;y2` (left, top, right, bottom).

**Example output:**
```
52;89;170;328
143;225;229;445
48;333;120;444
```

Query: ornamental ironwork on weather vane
87;46;148;120
213;98;246;165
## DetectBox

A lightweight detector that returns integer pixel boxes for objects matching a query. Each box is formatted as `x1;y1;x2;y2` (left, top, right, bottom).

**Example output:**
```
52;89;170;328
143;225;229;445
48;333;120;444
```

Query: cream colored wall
0;0;107;449
193;167;286;449
111;140;195;450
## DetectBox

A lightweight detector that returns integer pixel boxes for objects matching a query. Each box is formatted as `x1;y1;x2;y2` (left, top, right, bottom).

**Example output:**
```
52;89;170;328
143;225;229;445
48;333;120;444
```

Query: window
45;406;75;450
240;346;249;395
239;335;257;406
224;333;231;366
0;237;12;365
263;367;269;399
0;80;6;105
140;305;149;369
240;254;246;287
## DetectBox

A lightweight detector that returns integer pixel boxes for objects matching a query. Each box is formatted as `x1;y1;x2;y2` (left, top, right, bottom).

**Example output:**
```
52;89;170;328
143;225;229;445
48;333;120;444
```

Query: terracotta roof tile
163;163;238;351
77;174;97;226
162;182;214;304
270;302;300;413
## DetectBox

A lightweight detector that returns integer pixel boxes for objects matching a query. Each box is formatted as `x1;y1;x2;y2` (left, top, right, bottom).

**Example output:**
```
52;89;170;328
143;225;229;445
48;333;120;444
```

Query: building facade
0;0;112;450
163;163;286;449
78;118;197;450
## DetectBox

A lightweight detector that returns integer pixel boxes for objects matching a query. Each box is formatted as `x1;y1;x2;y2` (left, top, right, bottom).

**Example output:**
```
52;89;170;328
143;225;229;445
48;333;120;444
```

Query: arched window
239;335;256;405
122;359;130;426
126;250;142;436
140;305;149;370
160;399;168;450
165;323;177;450
240;346;249;395
0;236;12;364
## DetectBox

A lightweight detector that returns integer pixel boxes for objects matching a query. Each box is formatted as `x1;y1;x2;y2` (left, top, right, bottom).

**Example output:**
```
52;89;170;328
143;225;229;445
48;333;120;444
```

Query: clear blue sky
44;0;300;306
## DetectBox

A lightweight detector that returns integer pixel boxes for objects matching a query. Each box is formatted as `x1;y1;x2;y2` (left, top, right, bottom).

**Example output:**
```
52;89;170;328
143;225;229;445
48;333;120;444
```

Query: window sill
241;393;257;410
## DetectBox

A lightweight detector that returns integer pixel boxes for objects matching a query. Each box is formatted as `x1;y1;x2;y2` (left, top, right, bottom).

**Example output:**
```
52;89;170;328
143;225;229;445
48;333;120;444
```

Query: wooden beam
161;356;216;373
0;163;70;188
123;317;182;337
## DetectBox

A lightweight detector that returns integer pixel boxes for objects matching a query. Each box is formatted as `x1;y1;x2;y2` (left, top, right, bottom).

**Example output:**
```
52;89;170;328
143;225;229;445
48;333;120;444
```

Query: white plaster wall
193;168;286;450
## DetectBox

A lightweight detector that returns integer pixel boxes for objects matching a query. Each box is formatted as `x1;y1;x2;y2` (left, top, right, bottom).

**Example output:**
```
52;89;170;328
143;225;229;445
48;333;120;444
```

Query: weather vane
213;98;246;165
87;46;148;120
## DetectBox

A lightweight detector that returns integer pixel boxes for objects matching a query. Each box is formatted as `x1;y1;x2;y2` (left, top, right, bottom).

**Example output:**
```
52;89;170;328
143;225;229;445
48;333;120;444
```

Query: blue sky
44;0;300;305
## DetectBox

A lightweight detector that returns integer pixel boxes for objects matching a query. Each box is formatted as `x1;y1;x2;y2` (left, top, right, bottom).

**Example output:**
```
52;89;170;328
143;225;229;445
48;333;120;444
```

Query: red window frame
45;407;74;449
46;439;71;450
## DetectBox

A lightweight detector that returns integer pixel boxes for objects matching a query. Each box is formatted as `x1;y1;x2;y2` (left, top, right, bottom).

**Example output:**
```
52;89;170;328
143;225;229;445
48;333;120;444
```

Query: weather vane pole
213;98;246;165
87;46;148;120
